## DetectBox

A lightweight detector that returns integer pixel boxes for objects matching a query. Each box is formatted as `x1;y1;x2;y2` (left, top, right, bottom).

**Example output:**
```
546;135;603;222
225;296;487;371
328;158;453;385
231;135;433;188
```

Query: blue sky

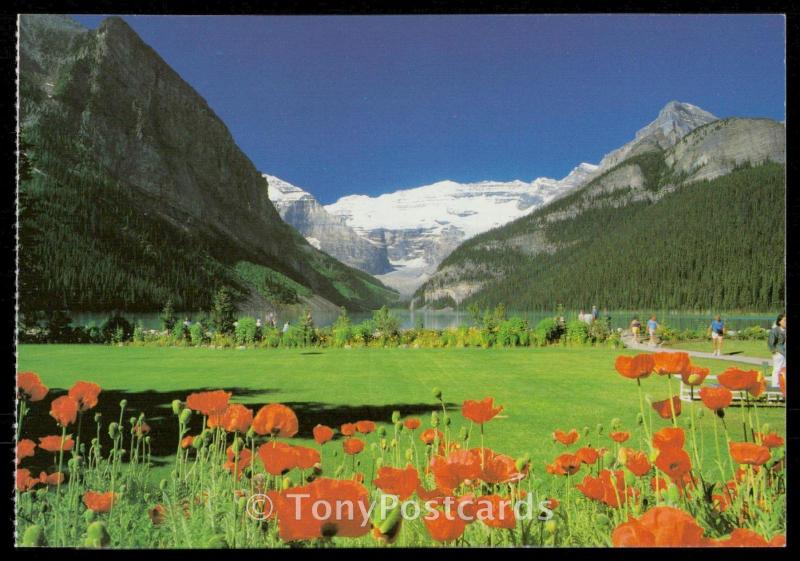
73;14;785;204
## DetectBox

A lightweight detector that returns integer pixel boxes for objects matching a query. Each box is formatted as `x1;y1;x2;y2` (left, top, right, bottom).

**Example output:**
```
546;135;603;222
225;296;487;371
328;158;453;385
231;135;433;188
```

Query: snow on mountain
324;163;598;295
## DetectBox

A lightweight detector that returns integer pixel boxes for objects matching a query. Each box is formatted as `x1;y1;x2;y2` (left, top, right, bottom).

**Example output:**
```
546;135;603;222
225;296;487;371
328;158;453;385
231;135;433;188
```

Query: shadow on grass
19;386;455;471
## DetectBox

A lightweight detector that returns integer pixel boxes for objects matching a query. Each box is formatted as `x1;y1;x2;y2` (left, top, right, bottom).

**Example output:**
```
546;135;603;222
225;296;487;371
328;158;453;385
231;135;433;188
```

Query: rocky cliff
18;15;396;313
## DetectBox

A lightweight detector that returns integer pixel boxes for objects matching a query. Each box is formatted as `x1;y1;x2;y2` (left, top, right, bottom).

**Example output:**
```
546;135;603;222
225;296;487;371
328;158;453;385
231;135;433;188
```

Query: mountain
417;106;785;311
17;15;397;316
323;163;598;296
264;174;393;275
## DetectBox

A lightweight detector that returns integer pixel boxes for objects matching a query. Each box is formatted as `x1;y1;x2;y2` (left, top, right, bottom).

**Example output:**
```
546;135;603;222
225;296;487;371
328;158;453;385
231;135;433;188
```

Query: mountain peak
636;101;718;141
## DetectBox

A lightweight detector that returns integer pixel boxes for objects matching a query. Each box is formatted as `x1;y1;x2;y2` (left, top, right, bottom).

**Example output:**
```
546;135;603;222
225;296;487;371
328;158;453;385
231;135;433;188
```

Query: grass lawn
17;344;784;477
662;339;773;360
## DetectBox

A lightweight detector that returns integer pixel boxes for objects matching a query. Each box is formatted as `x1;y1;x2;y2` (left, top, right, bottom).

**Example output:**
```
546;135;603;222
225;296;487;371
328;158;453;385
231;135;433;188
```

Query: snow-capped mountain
323;163;598;295
264;174;393;275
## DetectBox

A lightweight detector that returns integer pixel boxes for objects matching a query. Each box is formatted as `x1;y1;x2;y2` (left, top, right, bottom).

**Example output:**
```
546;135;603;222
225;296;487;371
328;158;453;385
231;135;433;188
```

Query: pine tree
211;287;237;335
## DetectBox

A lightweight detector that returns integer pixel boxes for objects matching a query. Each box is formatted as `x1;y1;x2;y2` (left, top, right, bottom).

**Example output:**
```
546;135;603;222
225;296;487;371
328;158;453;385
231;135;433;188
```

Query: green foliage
497;317;530;347
566;320;589;345
299;308;316;346
101;315;133;343
211;287;237;335
234;316;258;345
189;323;206;346
533;317;564;346
372;306;400;340
160;299;177;332
332;308;352;347
171;321;188;343
423;162;785;312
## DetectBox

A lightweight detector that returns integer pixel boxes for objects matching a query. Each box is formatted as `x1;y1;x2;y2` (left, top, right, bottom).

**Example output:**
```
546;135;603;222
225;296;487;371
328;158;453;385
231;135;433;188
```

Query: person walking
591;305;599;322
647;315;658;346
768;313;786;387
709;314;726;357
630;317;641;343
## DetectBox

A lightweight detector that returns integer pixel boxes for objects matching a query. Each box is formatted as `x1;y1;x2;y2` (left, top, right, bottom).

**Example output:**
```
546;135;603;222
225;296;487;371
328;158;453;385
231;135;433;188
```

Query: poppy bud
118;484;127;496
715;409;725;419
192;437;203;450
515;453;530;472
583;426;590;436
80;443;86;454
94;412;102;423
375;457;383;470
431;412;440;428
119;449;127;457
119;399;127;409
443;415;451;426
205;534;229;549
377;426;387;438
405;449;414;461
687;374;702;385
246;427;256;440
372;503;404;544
159;479;168;491
380;438;387;450
395;422;402;432
129;417;137;426
179;408;192;425
459;427;469;441
21;524;45;547
83;509;96;523
85;521;110;548
108;422;119;439
138;412;146;423
145;436;151;445
232;437;244;453
545;520;557;534
391;411;401;423
595;424;603;435
171;400;183;415
432;387;442;400
610;418;621;429
636;413;644;425
390;438;398;449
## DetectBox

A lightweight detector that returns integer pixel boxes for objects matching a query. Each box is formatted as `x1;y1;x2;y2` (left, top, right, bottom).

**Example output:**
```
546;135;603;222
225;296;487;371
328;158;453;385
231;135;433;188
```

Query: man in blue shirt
647;315;658;346
768;313;786;387
709;314;725;357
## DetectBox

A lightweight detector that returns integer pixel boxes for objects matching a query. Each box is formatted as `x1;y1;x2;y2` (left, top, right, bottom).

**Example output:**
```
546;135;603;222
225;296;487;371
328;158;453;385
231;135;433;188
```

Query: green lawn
662;339;773;360
17;345;784;476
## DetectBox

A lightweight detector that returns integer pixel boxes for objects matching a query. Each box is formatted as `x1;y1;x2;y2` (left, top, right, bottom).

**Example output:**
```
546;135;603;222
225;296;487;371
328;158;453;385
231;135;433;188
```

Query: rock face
265;174;393;275
17;15;396;313
324;163;598;296
417;102;785;307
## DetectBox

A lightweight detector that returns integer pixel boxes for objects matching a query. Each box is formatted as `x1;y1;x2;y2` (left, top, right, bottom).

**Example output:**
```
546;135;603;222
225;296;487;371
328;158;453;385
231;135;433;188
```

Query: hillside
417;117;785;311
17;15;397;316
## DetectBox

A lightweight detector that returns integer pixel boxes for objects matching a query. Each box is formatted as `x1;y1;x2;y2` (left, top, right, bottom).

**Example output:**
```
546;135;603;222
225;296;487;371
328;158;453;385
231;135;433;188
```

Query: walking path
621;333;772;367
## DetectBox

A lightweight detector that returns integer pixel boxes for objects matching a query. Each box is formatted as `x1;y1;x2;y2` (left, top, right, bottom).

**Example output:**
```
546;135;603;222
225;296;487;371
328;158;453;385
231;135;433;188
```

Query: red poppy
655;447;692;481
712;481;737;512
340;422;357;436
50;395;79;427
476;495;516;529
577;469;634;508
313;424;334;445
83;491;116;513
180;435;194;449
258;441;320;475
681;365;709;386
553;429;580;446
651;395;682;419
461;397;503;424
343;438;365;455
552;453;581;476
148;504;167;526
653;352;691;376
699;387;733;411
403;417;421;430
610;431;630;443
223;446;252;480
729;442;770;466
423;508;468;542
420;428;443;445
134;422;151;437
186;390;231;417
614;354;655;379
355;420;376;434
38;434;74;453
272;478;371;541
16;468;37;492
294;446;321;470
68;381;101;412
576;474;605;502
576;447;600;465
38;471;64;486
779;368;786;398
717;368;760;391
17;372;48;402
252;403;298;437
221;404;253;433
757;432;784;449
478;449;527;484
17;439;36;463
373;464;420;500
748;375;767;398
612;506;707;546
429;449;482;492
622;449;652;477
652;426;685;451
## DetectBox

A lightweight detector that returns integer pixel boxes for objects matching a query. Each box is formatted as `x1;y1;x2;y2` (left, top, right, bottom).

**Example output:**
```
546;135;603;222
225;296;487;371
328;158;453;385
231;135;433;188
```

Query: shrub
332;308;352;347
565;320;589;345
171;322;188;344
160;299;177;331
588;319;610;344
189;323;206;346
497;317;529;347
372;306;400;340
234;316;258;345
352;321;374;346
101;315;133;343
533;317;564;345
132;321;145;343
211;287;237;335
